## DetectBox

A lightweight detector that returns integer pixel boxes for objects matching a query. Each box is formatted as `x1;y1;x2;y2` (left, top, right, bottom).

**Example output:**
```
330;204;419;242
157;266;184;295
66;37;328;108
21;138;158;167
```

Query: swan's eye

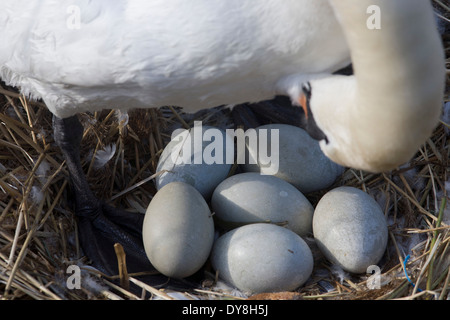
301;82;311;97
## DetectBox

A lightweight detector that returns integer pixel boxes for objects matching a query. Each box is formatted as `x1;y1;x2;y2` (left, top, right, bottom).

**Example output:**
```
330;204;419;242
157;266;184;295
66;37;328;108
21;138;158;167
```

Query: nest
0;4;449;301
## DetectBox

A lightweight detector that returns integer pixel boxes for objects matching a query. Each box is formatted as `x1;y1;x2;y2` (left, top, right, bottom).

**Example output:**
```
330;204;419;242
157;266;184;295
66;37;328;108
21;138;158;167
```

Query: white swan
1;0;444;172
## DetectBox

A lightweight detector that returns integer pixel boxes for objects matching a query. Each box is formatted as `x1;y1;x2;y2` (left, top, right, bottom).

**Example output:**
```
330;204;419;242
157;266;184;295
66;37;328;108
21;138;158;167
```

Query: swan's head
298;76;367;171
294;0;444;174
298;75;439;173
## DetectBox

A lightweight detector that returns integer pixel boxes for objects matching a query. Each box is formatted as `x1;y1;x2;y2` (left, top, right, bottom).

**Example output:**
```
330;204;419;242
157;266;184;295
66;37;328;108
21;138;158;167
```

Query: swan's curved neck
317;0;445;172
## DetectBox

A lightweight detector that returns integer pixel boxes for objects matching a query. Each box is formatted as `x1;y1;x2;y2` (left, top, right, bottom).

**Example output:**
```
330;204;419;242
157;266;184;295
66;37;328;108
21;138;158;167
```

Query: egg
210;223;314;293
142;182;215;278
211;172;314;236
242;124;344;193
155;124;233;199
312;186;388;274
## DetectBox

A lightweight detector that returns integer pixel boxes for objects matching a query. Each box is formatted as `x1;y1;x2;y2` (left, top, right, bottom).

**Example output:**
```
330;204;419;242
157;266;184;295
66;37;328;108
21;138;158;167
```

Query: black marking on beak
301;82;329;144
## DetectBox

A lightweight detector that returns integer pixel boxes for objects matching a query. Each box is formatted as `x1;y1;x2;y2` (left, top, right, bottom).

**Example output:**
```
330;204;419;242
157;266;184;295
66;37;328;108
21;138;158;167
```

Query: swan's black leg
53;115;154;276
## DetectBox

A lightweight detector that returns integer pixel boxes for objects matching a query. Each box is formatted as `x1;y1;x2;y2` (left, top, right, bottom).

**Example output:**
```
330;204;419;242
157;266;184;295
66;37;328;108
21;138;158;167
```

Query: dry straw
0;2;449;300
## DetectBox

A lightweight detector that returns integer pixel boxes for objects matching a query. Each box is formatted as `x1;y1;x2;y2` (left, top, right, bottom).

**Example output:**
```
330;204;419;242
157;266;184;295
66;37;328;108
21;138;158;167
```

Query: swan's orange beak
298;94;308;118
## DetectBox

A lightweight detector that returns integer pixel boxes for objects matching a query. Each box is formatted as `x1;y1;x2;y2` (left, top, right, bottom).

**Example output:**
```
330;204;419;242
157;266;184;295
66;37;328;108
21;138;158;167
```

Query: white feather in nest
330;264;350;284
90;144;117;170
210;280;248;299
116;110;129;130
22;159;50;205
30;185;45;204
35;159;51;185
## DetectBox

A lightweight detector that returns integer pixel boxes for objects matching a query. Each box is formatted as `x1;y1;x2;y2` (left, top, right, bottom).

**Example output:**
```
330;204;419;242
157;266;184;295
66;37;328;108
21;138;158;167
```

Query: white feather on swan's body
0;0;350;118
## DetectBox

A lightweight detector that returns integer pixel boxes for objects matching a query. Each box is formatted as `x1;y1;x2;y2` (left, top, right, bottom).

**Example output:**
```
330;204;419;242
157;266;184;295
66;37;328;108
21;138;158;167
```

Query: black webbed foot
74;200;152;276
53;115;173;287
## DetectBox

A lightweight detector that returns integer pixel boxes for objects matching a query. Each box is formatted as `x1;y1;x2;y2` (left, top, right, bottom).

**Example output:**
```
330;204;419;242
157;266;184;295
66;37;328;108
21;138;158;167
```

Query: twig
114;243;130;291
129;277;174;300
109;170;166;201
426;198;447;291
